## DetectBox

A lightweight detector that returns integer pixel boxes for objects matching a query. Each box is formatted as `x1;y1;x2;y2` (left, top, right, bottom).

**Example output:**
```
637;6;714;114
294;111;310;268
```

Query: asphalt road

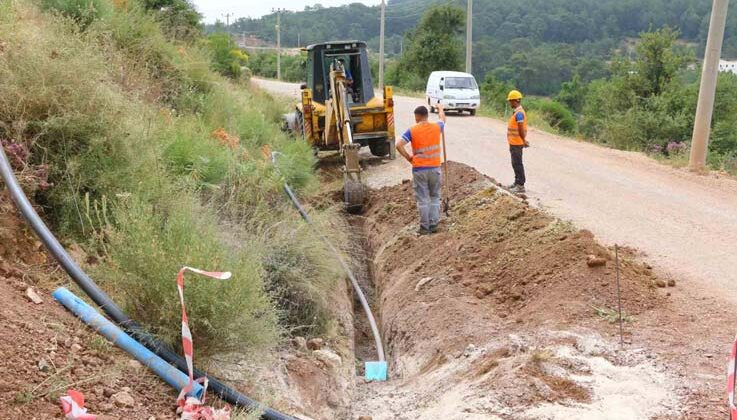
254;78;737;301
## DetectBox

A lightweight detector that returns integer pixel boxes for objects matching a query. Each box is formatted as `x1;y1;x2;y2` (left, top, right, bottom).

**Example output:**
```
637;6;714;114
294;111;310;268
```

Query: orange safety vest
507;107;527;146
409;122;443;168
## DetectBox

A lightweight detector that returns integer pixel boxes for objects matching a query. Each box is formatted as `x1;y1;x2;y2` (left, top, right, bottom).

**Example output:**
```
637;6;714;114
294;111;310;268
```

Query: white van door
427;74;438;103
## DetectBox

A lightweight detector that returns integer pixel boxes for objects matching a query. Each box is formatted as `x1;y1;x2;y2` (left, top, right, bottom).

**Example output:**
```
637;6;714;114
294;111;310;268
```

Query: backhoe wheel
296;109;305;141
369;140;391;157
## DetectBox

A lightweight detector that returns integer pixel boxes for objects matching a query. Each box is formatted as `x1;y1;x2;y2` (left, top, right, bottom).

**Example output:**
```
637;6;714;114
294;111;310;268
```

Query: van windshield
445;77;478;90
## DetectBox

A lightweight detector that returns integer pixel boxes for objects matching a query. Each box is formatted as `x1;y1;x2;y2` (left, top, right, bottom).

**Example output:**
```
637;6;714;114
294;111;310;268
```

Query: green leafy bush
41;0;112;28
207;32;248;79
141;0;202;42
530;100;576;133
247;52;306;83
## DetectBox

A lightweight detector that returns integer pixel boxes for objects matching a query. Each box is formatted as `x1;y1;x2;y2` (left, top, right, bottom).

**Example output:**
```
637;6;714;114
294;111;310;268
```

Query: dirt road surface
254;78;737;303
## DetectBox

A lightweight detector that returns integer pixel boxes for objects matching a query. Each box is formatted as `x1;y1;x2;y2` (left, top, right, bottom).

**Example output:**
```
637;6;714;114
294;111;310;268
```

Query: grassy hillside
0;0;342;356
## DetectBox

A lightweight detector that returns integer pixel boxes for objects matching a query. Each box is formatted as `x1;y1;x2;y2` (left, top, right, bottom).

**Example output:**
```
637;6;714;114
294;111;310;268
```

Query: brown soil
349;161;730;419
363;162;665;374
0;193;178;419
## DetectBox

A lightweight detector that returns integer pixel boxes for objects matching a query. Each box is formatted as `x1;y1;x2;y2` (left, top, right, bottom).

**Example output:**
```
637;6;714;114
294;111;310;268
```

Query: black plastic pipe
272;151;385;363
0;146;296;420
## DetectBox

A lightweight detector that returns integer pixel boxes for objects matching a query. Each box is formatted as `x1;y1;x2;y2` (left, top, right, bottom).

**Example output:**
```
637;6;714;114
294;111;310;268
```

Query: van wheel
428;99;436;114
469;109;477;116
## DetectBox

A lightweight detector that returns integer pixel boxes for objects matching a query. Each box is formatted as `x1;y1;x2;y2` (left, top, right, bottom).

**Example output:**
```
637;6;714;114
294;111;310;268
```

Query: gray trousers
412;169;442;230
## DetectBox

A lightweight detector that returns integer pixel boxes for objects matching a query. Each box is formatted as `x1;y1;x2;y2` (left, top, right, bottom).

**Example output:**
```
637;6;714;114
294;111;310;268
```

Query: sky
191;0;382;23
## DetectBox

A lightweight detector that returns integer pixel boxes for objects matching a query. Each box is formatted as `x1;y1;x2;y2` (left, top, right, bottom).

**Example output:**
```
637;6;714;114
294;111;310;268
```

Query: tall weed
1;0;341;354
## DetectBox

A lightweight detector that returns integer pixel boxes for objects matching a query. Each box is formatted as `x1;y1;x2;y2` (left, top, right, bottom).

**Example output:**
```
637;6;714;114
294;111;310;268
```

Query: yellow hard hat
507;90;523;101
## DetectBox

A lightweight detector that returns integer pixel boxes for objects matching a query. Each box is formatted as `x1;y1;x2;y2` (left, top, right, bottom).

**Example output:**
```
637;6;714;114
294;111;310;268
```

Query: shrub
528;99;576;133
480;74;514;116
41;0;113;28
102;193;278;354
162;121;234;187
207;32;248;79
247;52;306;83
141;0;202;42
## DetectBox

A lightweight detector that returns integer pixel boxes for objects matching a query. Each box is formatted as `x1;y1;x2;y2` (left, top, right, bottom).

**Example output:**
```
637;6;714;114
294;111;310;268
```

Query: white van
426;71;480;115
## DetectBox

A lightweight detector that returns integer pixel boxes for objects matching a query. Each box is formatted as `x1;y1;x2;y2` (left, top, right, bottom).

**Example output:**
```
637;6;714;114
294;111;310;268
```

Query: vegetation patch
0;0;342;355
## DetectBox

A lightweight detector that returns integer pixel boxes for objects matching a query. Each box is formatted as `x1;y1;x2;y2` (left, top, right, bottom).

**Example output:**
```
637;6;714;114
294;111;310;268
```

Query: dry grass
0;0;344;356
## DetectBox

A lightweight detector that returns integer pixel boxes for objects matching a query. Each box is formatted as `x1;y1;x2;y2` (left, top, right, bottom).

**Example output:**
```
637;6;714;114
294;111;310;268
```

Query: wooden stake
615;244;625;347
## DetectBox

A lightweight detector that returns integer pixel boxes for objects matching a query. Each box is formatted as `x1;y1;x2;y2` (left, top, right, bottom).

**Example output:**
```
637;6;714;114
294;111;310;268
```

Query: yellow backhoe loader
284;41;396;213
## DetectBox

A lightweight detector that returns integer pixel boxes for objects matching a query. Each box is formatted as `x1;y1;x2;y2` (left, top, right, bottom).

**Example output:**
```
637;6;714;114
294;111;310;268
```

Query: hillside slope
0;195;177;418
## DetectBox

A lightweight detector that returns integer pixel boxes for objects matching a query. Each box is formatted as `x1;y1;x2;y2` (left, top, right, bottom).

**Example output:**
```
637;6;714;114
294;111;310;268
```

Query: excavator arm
325;60;365;213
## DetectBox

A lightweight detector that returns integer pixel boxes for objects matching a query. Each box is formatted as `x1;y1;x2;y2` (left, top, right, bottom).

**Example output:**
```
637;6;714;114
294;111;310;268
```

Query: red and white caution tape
176;266;232;420
60;389;96;420
729;333;737;420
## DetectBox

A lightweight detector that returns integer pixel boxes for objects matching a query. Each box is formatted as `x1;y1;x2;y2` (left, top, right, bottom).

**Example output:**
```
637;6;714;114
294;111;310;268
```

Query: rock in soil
307;337;324;350
37;358;50;372
655;279;667;288
313;349;342;369
292;336;307;350
667;279;676;287
25;287;43;304
586;255;607;267
111;390;136;408
415;277;433;291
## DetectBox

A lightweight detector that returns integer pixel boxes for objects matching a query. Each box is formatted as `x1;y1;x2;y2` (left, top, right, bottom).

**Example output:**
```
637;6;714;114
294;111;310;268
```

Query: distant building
719;60;737;75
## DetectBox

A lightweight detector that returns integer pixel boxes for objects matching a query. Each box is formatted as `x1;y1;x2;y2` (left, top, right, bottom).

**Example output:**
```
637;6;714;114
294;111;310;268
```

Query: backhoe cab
284;41;396;213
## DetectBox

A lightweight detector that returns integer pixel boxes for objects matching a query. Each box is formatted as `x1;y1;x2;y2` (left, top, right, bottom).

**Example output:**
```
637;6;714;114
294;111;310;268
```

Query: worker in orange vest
506;90;529;194
396;103;447;235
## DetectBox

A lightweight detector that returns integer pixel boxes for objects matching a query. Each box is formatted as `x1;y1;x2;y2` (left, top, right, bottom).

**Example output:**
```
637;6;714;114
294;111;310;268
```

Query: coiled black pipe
0;146;296;420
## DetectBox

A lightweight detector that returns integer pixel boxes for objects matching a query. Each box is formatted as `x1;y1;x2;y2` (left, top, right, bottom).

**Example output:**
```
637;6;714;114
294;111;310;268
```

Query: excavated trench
342;162;684;420
348;216;381;378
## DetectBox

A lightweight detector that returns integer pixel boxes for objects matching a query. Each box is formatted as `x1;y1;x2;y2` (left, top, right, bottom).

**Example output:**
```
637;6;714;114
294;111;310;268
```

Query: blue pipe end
52;287;204;399
365;361;387;382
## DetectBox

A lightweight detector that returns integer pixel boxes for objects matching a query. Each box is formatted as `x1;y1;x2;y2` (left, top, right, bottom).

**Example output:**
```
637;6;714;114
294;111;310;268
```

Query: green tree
397;4;465;84
556;74;588;113
631;27;690;97
142;0;202;42
207;33;248;79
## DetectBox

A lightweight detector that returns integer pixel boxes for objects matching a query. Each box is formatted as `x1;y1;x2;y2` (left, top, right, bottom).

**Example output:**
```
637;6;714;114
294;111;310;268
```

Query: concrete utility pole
690;0;730;171
274;9;282;80
222;12;233;28
379;0;386;90
465;0;473;73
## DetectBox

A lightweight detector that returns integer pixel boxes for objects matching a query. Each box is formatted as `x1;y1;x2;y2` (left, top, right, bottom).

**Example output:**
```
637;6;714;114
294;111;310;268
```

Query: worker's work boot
511;185;526;194
429;224;438;234
418;226;431;235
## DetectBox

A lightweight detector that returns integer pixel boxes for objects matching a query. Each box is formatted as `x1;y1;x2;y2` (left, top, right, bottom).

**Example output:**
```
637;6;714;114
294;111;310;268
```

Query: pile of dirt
0;193;177;419
352;162;681;418
362;162;667;375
